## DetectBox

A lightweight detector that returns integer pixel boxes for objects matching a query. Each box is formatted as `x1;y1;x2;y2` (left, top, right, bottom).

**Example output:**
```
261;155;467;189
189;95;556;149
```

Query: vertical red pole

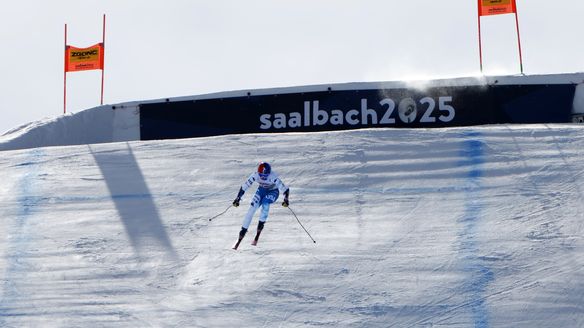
64;24;68;114
477;0;483;74
100;14;106;105
514;12;524;74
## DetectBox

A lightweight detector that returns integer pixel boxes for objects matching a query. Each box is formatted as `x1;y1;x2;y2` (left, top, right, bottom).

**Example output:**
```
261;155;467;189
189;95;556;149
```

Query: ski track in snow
1;125;584;327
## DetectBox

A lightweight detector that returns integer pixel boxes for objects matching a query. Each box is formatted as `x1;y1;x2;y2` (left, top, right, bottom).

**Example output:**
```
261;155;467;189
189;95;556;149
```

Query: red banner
65;43;104;72
479;0;516;16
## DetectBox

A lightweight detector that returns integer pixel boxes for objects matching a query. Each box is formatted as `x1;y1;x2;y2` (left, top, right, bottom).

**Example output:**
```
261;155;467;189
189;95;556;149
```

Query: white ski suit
239;171;288;229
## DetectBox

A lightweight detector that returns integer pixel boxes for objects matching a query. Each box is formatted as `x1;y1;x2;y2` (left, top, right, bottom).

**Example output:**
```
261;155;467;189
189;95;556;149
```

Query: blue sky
1;0;583;134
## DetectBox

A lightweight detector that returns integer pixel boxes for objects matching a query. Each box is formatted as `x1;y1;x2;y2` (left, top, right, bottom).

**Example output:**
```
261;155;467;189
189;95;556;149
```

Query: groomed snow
1;125;583;327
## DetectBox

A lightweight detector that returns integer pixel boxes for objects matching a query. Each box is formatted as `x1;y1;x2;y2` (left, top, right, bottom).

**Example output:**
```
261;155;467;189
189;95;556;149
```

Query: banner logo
259;97;456;130
479;0;516;16
65;43;104;72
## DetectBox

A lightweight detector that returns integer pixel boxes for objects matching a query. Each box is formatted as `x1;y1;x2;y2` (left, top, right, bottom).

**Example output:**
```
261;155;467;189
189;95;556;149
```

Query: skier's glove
282;188;290;207
233;187;245;207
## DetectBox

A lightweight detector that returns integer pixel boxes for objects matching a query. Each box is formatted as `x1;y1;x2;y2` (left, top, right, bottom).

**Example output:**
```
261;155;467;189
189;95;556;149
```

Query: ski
232;237;244;250
251;230;262;246
233;227;248;250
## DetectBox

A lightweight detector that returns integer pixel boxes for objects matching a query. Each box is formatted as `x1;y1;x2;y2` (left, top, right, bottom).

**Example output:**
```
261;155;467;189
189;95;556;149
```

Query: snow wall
140;73;584;140
1;73;584;151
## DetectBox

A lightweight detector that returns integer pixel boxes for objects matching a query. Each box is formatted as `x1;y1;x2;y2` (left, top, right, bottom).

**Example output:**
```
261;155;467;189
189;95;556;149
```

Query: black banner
140;84;576;140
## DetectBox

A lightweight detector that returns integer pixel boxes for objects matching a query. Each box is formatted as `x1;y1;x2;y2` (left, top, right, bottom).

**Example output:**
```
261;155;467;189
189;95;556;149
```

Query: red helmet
258;162;271;177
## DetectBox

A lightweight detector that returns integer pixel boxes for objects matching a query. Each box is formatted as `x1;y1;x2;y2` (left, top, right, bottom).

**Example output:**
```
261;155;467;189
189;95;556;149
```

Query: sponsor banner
65;43;104;72
139;84;576;140
479;0;516;16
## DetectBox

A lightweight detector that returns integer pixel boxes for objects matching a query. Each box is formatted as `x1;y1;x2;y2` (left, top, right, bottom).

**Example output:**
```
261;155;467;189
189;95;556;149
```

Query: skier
232;162;289;249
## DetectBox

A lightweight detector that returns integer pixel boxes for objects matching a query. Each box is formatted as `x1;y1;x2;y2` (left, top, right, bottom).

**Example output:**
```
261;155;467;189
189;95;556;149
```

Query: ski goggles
259;173;269;179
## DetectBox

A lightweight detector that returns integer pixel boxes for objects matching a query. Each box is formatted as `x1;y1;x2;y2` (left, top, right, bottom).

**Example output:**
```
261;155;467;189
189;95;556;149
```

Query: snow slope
1;126;584;327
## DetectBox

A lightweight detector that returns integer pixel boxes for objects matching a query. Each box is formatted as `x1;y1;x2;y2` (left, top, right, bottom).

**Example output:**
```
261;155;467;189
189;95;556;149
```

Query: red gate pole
64;23;68;114
477;0;484;74
514;11;524;74
100;14;106;105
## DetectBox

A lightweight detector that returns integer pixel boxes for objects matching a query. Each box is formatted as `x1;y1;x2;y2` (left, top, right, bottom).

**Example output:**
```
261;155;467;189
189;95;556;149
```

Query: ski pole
287;206;316;244
209;204;232;221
